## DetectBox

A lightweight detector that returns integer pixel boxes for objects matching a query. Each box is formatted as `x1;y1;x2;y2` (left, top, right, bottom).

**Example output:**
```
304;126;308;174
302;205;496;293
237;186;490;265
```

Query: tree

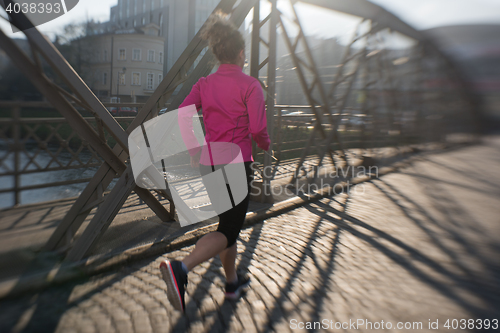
0;20;99;101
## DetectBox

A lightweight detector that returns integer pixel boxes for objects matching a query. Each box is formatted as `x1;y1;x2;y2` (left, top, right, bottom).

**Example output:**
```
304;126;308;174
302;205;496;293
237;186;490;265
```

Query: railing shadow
0;254;159;332
415;155;500;193
310;197;499;319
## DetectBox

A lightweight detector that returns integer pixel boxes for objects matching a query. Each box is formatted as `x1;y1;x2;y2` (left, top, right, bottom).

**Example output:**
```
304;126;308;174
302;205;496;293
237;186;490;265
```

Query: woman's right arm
180;79;203;111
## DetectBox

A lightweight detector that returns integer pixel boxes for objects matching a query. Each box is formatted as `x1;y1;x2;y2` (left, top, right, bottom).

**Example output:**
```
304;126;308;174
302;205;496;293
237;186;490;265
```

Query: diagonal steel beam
309;23;373;181
279;27;326;181
0;29;127;175
358;33;378;152
0;8;172;249
278;2;341;183
2;4;129;152
0;26;172;251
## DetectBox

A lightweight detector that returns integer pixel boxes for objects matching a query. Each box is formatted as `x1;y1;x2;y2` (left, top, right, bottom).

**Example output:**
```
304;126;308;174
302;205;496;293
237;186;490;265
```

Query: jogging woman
160;12;270;313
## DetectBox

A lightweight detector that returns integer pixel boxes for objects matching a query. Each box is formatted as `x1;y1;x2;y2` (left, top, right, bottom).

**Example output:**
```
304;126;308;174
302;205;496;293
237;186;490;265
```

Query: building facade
96;0;219;72
75;24;164;102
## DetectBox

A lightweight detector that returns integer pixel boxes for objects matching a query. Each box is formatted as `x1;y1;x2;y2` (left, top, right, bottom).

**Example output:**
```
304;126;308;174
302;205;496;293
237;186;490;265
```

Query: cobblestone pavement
1;138;500;333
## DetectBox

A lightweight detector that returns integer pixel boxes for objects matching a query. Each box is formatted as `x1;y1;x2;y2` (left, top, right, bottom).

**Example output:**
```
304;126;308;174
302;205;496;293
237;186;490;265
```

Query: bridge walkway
0;137;499;332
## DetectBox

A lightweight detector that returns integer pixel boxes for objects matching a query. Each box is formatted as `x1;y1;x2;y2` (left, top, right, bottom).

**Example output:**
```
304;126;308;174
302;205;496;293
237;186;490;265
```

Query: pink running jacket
179;63;270;165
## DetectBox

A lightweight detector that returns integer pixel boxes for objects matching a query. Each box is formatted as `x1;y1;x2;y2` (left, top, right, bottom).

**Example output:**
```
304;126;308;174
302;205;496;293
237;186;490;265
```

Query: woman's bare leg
219;243;237;283
182;232;227;271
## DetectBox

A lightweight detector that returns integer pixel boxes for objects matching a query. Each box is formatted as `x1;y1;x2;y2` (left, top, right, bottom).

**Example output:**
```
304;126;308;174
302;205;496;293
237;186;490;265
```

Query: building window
159;13;163;35
119;72;126;85
103;50;108;62
119;48;126;60
158;74;162;86
147;50;155;62
143;0;146;13
132;72;141;85
103;72;107;85
142;17;145;25
159;52;163;64
160;0;163;7
134;0;137;15
126;0;129;17
150;0;154;11
147;73;154;90
132;48;141;61
134;19;137;27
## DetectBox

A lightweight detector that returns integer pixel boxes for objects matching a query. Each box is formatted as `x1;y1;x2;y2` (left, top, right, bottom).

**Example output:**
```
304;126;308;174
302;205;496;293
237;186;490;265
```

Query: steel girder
278;2;343;183
245;0;280;202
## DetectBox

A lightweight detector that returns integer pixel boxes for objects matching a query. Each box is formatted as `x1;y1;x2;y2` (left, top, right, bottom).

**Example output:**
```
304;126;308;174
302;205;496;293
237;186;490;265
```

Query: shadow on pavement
1;142;500;332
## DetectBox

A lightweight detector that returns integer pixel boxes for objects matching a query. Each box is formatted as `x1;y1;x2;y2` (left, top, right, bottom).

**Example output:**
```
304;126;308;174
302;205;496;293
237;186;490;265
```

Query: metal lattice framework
0;0;478;260
0;102;141;204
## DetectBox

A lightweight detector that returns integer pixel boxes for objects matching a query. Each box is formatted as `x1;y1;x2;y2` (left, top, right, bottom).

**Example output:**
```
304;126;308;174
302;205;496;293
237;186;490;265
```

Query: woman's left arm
178;80;204;164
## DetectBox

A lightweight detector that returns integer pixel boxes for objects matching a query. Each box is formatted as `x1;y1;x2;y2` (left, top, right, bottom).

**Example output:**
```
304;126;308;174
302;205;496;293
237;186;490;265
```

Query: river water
0;142;197;210
0;141;113;209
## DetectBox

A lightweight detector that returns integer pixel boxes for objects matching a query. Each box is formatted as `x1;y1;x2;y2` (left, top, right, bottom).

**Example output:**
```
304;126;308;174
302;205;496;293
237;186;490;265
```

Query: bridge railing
0;101;138;206
0;103;327;206
0;99;465;208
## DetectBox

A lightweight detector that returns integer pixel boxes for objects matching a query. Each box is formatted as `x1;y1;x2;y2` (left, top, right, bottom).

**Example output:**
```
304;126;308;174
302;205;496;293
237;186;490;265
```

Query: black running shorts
199;162;253;248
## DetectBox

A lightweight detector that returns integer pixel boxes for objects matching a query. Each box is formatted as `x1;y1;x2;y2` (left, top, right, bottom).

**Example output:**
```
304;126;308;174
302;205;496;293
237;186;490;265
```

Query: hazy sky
1;0;499;39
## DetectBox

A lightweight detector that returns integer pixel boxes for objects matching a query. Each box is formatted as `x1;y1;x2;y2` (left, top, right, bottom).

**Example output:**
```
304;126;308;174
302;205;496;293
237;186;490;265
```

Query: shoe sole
225;280;251;300
160;261;184;312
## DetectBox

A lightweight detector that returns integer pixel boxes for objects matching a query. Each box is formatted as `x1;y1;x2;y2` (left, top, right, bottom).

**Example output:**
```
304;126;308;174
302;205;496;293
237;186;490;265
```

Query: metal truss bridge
0;0;479;261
